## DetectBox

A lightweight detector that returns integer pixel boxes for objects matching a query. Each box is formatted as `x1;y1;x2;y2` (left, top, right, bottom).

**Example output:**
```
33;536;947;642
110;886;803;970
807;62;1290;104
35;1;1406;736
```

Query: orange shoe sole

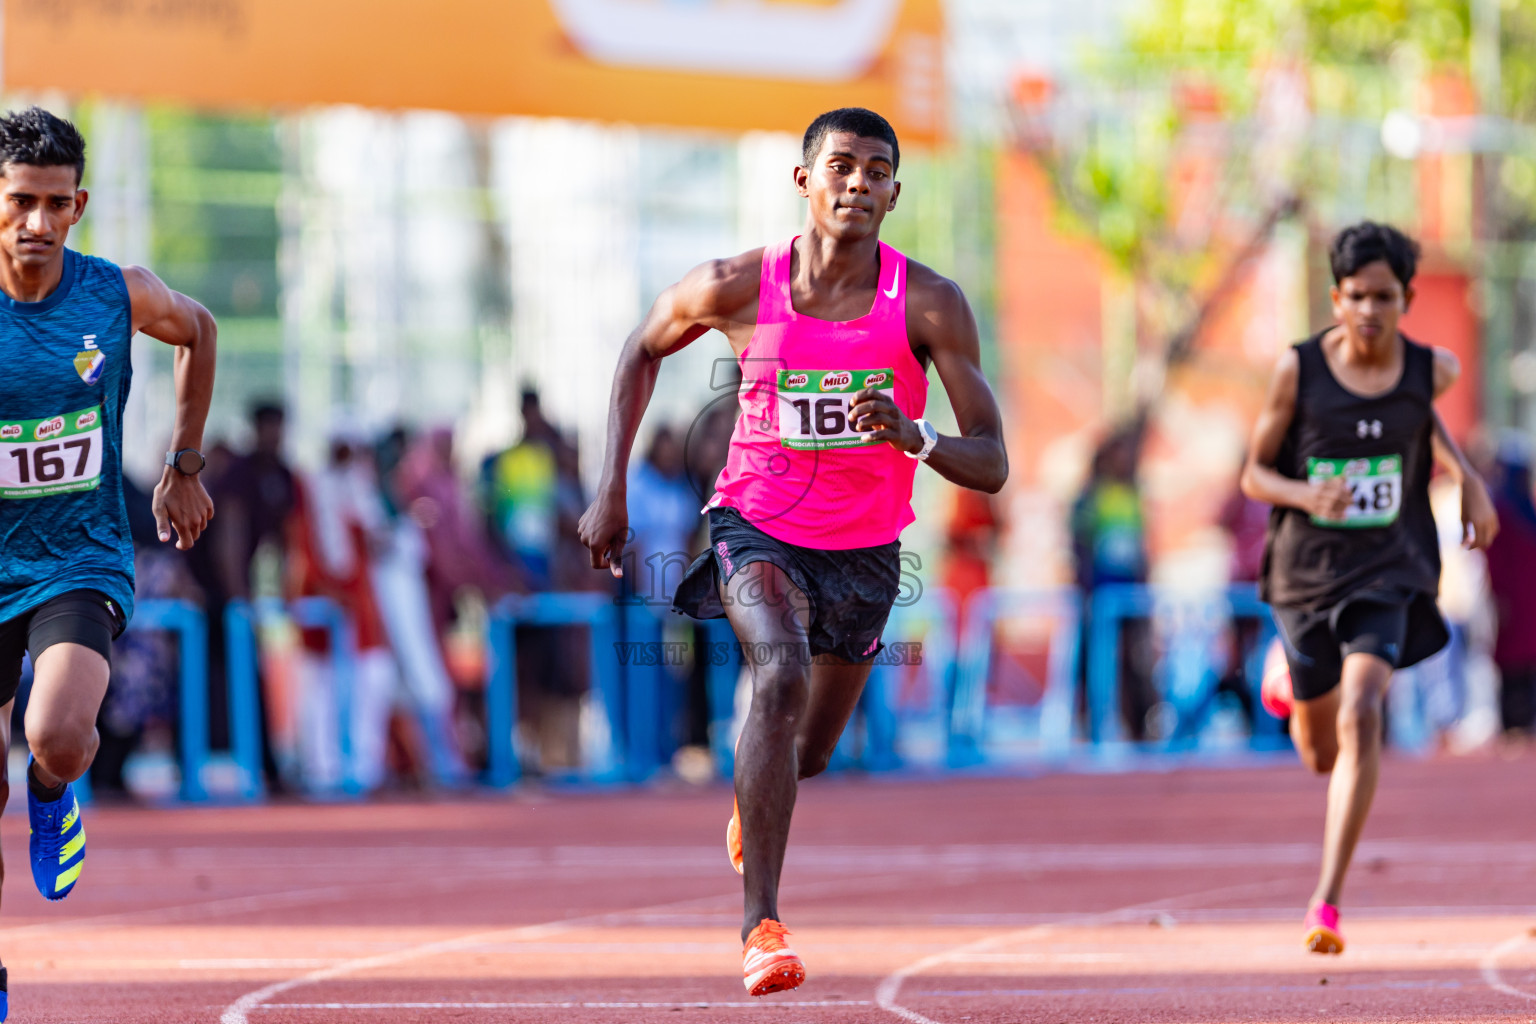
1305;925;1344;955
745;958;806;996
726;801;743;876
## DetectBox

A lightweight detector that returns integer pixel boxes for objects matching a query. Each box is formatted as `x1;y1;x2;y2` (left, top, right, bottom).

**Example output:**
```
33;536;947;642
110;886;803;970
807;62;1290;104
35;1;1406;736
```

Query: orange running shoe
726;798;744;875
742;919;805;996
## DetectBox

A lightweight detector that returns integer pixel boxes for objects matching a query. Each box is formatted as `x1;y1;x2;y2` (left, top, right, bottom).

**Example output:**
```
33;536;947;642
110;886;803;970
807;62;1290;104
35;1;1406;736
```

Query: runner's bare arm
1241;349;1350;520
1429;411;1498;549
123;265;216;551
1431;346;1461;398
850;267;1007;492
1426;346;1499;547
578;251;762;576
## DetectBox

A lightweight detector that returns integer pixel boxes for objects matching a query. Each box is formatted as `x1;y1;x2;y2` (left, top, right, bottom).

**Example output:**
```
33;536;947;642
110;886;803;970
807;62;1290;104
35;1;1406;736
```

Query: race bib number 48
0;406;104;499
1307;454;1402;528
776;368;895;450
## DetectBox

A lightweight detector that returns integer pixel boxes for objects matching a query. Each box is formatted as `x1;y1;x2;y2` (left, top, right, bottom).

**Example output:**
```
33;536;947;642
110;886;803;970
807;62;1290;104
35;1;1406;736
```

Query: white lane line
873;877;1296;1024
0;883;365;939
75;838;1536;874
257;1001;874;1010
180;960;339;970
1480;928;1536;1000
218;892;734;1024
218;869;924;1024
915;980;1468;997
2;855;712;941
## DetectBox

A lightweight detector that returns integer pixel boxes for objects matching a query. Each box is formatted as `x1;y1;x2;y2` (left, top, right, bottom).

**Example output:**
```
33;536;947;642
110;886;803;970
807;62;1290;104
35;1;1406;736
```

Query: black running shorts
1271;588;1448;702
0;589;124;707
672;507;902;664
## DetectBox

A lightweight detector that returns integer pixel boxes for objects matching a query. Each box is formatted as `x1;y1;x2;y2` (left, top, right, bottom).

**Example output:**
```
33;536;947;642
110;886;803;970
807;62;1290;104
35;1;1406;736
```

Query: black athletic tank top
1260;331;1440;610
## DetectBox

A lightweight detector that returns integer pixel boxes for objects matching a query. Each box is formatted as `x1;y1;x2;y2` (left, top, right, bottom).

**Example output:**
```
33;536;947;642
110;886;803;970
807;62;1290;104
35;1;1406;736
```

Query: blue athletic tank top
0;248;136;625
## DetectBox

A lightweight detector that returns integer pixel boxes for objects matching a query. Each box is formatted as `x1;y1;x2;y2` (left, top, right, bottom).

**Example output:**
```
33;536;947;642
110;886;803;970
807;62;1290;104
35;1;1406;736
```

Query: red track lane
2;753;1535;1023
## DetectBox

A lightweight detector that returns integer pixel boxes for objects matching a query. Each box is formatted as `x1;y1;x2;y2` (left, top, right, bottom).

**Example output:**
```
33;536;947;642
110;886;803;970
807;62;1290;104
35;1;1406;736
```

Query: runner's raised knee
29;724;92;782
1298;740;1337;775
796;739;833;779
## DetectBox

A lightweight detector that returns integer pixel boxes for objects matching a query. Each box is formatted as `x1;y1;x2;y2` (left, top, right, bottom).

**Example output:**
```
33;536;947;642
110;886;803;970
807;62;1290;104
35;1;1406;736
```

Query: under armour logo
1356;419;1382;439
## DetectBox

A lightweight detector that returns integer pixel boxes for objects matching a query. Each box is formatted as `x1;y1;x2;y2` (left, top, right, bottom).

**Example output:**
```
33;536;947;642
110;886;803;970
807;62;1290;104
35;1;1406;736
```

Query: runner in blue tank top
0;108;216;1020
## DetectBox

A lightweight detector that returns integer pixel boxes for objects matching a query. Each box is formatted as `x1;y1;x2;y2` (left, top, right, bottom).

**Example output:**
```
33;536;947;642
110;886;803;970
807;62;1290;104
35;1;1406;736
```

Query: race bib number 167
0;406;104;499
776;368;895;451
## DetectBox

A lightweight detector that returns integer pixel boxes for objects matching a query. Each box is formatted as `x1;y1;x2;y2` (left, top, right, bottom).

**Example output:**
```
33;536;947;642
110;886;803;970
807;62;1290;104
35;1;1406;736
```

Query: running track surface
5;754;1536;1023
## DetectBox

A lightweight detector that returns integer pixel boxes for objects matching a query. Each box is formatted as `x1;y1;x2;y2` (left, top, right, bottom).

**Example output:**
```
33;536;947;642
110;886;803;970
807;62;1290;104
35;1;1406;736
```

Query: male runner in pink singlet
579;108;1007;996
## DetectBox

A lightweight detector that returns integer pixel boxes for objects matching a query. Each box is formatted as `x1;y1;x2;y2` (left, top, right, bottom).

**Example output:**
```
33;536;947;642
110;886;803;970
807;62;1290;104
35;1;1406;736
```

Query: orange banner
5;0;944;141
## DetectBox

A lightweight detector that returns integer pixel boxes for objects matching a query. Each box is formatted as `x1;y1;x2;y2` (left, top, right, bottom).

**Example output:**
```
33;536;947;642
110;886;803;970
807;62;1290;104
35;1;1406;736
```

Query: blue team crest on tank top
73;335;106;385
0;248;137;625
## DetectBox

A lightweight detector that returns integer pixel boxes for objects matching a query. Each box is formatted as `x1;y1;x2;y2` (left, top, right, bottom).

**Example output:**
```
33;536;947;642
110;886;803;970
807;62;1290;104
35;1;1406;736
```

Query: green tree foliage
1023;0;1536;357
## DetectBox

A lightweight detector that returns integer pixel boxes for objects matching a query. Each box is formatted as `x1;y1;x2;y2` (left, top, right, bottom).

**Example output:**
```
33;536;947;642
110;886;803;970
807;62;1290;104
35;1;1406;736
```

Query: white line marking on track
1481;929;1536;1001
218;870;920;1024
873;877;1296;1024
257;1001;874;1010
219;897;723;1024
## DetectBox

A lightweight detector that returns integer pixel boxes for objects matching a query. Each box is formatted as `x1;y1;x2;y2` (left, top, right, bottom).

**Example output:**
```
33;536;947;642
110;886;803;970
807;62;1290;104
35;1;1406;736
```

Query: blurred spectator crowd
45;388;734;801
14;388;1536;802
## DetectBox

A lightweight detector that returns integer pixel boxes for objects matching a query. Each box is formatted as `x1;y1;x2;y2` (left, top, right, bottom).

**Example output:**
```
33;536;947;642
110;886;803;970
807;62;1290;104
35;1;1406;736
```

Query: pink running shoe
1260;639;1294;719
1303;901;1345;954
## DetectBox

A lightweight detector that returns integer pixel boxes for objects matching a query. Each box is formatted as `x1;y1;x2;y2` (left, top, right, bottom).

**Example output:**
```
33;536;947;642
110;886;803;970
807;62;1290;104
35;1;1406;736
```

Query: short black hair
1329;221;1420;288
802;107;899;174
0;107;85;184
250;400;285;424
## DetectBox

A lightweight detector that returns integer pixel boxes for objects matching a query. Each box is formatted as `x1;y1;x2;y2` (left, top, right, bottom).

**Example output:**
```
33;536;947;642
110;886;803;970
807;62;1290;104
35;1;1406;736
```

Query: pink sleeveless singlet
707;237;928;550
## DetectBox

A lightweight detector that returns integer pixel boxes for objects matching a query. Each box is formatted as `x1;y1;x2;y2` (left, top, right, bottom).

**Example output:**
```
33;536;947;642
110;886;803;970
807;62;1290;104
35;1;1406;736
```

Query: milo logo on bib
777;367;896;451
1307;453;1403;529
0;405;105;500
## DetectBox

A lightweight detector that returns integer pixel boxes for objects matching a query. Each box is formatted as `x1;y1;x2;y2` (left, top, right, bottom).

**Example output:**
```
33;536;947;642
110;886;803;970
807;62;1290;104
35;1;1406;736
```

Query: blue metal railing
948;586;1082;767
833;587;958;772
116;582;1343;801
1085;583;1278;750
121;599;223;802
222;596;356;797
485;592;623;787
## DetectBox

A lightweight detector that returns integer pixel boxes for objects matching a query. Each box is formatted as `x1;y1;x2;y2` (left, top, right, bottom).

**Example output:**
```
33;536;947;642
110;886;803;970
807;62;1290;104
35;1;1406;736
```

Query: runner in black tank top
1241;223;1498;958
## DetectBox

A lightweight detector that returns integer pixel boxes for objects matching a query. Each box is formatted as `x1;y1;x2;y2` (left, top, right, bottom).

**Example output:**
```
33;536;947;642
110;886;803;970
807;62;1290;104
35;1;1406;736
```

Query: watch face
174;449;205;475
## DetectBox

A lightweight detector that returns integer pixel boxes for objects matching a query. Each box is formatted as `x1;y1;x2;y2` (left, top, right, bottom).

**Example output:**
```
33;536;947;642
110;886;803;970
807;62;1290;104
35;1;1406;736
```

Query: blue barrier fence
103;583;1323;799
485;592;623;787
1085;584;1280;750
109;596;352;803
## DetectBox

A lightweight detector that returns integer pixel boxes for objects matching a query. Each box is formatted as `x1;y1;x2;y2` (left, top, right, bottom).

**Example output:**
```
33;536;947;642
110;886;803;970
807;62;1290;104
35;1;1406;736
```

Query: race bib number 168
776;368;895;451
0;406;104;499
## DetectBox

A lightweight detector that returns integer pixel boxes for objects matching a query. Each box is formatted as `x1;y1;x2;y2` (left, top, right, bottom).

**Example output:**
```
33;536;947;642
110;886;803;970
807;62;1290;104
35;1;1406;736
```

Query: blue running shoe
0;964;9;1020
28;760;84;901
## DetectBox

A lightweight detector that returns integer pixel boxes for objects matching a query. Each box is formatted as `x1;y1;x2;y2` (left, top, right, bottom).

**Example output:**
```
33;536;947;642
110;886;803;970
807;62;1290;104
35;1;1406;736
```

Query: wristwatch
906;419;939;461
165;448;206;476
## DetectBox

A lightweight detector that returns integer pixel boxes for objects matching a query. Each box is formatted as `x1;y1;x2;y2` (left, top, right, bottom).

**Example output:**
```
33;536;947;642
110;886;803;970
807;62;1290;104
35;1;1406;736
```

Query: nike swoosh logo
883;264;900;299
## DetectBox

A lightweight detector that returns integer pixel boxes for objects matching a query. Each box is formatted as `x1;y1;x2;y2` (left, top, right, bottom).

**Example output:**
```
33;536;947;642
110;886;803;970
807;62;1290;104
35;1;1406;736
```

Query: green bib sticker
0;406;104;499
1307;454;1402;529
776;368;895;451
